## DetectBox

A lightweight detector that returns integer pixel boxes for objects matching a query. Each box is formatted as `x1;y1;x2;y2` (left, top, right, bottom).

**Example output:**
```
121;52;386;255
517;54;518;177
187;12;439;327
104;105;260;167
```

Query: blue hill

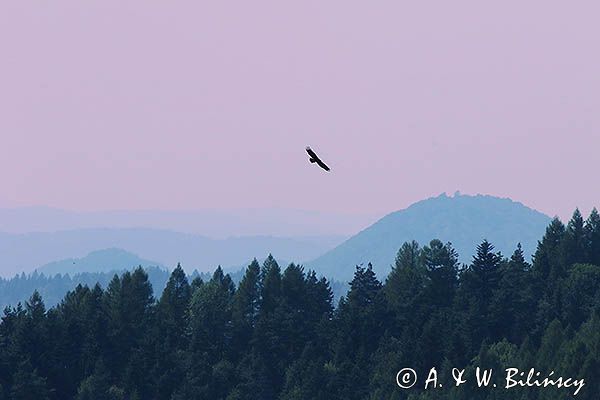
307;193;552;281
36;248;163;276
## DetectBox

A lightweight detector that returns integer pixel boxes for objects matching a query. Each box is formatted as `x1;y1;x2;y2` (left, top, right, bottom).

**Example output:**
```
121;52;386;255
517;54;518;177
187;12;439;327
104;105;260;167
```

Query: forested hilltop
0;267;172;311
0;267;231;311
0;265;349;311
1;209;599;400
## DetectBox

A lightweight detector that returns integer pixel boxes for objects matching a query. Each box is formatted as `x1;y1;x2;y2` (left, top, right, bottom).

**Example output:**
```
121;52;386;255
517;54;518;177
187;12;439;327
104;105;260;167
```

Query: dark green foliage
10;359;51;400
489;244;535;344
0;209;599;399
0;267;171;311
330;263;387;399
157;264;191;345
533;217;566;282
385;241;426;336
75;361;115;400
153;264;191;398
455;240;504;353
422;240;459;308
231;259;261;356
585;208;600;266
564;209;587;266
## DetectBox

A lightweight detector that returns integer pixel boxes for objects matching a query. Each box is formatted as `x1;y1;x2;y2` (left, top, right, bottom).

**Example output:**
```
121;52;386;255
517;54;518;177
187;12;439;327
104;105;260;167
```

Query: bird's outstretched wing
316;158;330;171
306;146;331;171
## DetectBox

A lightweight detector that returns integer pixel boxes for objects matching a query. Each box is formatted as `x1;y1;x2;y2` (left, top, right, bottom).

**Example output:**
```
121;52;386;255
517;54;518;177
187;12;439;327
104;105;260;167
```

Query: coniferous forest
1;209;599;400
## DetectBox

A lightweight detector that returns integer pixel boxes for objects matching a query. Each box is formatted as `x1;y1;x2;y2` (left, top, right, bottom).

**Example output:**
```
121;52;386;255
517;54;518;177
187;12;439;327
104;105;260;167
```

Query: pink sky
1;1;598;222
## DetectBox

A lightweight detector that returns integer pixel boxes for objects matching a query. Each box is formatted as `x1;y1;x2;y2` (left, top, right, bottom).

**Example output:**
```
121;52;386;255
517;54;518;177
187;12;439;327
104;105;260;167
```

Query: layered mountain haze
307;193;552;280
0;193;561;316
35;248;163;276
0;207;374;238
0;229;346;277
0;194;554;281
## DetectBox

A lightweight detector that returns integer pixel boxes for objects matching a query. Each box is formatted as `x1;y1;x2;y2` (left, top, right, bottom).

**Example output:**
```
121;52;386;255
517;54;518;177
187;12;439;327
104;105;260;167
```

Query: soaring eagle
306;146;331;172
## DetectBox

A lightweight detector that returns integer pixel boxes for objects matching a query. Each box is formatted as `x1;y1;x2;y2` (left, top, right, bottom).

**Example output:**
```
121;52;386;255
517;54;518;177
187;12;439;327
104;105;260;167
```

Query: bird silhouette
305;146;331;172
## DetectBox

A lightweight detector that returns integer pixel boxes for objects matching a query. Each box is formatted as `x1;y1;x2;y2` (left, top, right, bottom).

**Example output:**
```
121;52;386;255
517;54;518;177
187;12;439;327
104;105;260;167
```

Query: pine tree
212;266;236;298
455;240;504;352
152;264;191;399
251;255;286;399
563;209;587;266
332;264;386;399
385;242;426;337
532;217;566;282
394;240;423;270
231;259;261;357
190;276;204;292
11;291;51;383
122;268;155;398
422;240;459;308
489;243;534;343
104;268;154;390
304;271;334;324
51;284;95;397
585;208;600;266
259;255;281;314
157;263;191;346
81;284;108;375
280;263;310;364
188;268;234;363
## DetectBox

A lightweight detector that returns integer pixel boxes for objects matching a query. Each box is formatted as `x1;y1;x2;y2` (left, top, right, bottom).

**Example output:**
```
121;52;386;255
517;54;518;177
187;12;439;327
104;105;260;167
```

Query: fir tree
585;208;600;266
563;209;587;266
231;259;261;357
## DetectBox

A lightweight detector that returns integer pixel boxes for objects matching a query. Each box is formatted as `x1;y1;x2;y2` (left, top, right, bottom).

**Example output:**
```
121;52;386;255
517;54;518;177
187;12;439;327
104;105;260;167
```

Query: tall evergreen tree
422;239;459;308
532;217;566;282
385;241;426;337
249;255;286;399
413;240;460;369
157;263;191;346
104;268;154;396
153;264;191;399
188;270;234;362
23;291;48;369
585;208;600;266
231;259;261;358
455;240;504;353
489;243;534;343
181;267;236;399
304;271;334;324
563;208;587;266
280;263;310;363
332;263;386;399
259;255;281;314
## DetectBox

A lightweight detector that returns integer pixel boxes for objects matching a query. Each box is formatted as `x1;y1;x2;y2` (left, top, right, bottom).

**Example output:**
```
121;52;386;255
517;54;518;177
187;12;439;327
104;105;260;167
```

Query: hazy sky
1;1;598;221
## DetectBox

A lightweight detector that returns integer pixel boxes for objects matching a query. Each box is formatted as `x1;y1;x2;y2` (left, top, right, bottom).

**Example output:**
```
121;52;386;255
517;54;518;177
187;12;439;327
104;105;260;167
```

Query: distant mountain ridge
0;228;346;277
307;193;552;281
0;207;374;238
35;248;163;276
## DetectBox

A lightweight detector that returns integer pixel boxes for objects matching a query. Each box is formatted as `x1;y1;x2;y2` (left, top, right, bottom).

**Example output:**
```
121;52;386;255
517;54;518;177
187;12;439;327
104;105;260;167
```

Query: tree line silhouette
0;209;599;399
